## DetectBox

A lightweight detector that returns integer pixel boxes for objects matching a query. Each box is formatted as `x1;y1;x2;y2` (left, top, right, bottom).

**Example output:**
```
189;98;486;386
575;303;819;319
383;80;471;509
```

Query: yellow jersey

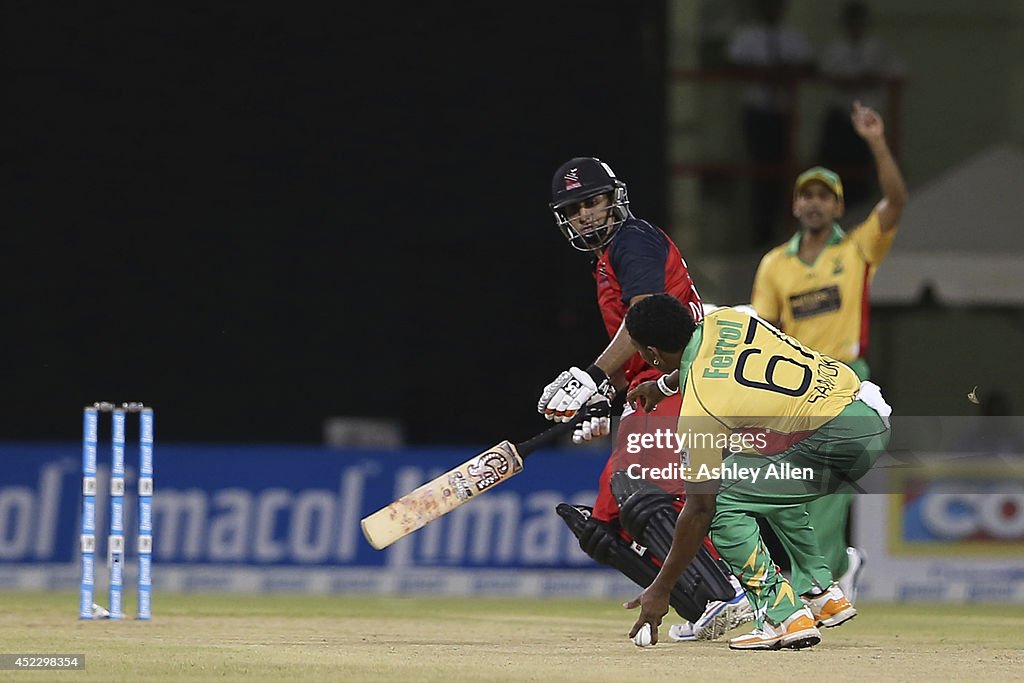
751;211;895;363
678;308;861;482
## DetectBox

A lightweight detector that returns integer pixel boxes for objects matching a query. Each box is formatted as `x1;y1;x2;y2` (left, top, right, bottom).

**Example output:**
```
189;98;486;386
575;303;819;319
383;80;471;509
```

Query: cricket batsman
535;157;751;640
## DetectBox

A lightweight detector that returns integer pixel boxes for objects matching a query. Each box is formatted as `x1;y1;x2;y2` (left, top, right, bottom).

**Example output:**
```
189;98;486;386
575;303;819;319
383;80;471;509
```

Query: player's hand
851;100;884;141
538;365;614;422
572;397;611;444
626;381;665;413
624;583;671;645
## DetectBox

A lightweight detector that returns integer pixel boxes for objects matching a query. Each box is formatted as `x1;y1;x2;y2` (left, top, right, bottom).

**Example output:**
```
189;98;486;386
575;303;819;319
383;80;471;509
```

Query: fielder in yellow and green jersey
623;294;892;641
750;148;907;595
751;210;894;369
676;307;862;483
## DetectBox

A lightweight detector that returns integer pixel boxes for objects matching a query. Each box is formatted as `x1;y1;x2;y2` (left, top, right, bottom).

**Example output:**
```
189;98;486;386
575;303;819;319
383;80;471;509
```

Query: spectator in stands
727;0;814;247
818;1;907;206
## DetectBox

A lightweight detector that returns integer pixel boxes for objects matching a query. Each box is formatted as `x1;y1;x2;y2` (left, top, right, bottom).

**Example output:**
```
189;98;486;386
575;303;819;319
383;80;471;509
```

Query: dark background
4;3;669;443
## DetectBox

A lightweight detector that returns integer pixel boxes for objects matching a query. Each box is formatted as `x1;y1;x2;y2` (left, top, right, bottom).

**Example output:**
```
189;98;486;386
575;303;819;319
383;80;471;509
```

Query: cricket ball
632;623;653;648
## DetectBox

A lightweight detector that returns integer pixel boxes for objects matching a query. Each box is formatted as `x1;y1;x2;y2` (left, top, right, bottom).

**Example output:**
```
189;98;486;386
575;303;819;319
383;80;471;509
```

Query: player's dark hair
625;294;696;353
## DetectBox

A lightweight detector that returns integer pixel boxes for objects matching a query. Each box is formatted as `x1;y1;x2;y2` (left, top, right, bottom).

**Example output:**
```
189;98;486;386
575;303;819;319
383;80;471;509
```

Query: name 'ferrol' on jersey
549;157;630;251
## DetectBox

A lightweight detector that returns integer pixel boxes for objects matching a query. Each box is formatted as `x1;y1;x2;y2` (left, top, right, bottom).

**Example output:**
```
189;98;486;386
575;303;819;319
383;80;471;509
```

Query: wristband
656;375;679;396
585;364;616;399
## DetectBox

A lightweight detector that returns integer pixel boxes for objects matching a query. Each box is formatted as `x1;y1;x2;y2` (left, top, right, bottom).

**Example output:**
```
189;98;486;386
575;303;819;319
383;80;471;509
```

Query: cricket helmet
549;157;630;251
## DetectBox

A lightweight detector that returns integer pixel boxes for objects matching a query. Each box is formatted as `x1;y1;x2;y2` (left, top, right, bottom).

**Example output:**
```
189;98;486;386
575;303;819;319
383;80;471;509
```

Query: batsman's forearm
649;504;715;593
609;368;628;393
593;319;640;378
595;293;659;377
869;137;908;210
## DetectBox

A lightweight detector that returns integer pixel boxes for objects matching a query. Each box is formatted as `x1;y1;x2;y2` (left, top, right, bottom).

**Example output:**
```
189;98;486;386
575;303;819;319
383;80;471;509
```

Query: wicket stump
79;402;154;620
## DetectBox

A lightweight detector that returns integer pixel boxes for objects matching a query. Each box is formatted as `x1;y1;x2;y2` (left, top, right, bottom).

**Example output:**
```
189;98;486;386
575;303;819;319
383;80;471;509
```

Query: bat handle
515;407;598;459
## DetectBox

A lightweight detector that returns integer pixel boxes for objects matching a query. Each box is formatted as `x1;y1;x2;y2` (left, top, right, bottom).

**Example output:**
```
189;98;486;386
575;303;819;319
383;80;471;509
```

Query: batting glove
538;365;615;422
572;396;612;444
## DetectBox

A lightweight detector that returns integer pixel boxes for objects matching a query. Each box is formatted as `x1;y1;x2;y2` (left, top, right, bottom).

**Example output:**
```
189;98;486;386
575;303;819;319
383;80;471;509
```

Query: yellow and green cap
794;166;844;200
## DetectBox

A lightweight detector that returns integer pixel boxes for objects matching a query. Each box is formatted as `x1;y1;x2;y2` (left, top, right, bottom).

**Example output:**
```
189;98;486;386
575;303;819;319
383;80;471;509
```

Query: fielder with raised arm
751;100;908;602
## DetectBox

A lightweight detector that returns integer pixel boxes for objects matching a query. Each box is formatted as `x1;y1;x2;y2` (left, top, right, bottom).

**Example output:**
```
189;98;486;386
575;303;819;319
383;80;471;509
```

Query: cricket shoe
837;546;866;605
728;607;821;651
667;622;697;642
669;592;755;642
692;592;755;641
803;582;857;628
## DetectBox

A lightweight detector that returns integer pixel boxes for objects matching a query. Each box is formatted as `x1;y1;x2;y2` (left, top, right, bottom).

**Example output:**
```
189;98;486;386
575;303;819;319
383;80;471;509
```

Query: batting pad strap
555;503;706;622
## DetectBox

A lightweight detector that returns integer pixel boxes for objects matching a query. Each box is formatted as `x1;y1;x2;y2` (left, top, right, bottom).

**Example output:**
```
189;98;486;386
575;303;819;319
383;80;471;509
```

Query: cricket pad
556;503;707;622
610;471;736;604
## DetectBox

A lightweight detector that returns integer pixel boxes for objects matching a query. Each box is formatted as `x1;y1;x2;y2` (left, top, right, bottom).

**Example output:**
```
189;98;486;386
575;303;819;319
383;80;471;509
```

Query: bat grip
515;407;597;459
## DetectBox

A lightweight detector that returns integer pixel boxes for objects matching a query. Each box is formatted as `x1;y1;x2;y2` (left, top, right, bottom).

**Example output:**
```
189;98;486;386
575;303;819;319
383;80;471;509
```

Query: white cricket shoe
667;622;697;642
837;546;866;605
669;593;755;642
728;607;821;651
687;592;754;641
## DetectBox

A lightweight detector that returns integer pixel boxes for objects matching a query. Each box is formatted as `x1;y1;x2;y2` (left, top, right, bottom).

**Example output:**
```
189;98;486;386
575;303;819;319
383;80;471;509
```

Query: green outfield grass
1;592;1021;682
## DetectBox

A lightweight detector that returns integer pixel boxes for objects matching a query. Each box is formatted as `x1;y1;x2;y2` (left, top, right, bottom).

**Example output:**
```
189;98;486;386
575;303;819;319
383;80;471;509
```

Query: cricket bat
360;409;594;550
